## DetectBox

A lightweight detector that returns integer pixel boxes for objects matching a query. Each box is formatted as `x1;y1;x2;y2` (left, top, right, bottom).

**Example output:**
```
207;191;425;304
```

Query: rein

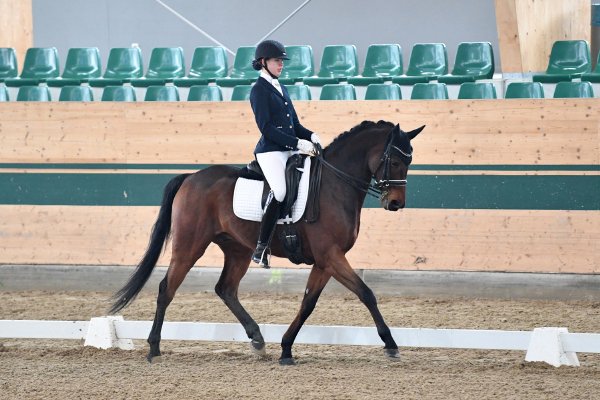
313;130;411;201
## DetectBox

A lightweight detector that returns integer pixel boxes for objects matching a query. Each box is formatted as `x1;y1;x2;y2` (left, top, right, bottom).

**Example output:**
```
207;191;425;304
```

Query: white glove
297;139;316;156
311;133;322;145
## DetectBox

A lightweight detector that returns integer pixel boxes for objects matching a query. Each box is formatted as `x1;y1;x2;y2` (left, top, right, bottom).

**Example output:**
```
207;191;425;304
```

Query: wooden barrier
0;100;598;273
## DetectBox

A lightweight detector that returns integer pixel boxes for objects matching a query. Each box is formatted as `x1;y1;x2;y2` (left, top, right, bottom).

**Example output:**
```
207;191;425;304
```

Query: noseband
315;128;411;200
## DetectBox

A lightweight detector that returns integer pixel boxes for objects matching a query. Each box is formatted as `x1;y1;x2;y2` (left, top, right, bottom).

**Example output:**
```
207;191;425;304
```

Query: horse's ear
407;125;425;140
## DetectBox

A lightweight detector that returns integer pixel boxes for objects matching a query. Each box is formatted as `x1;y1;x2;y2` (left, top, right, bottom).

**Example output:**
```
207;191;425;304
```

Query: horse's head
370;124;424;211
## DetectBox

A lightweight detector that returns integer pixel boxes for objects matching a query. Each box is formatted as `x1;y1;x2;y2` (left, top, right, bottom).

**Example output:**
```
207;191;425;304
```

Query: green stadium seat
5;47;60;87
504;82;545;99
410;83;448;100
438;42;495;84
0;85;8;101
457;82;497;99
59;85;94;101
144;85;180;101
581;50;600;83
319;84;356;100
216;46;258;87
89;47;143;87
533;40;592;83
187;85;223;101
278;45;314;85
101;85;137;101
364;83;402;100
174;47;228;87
0;47;18;82
552;81;594;98
16;85;51;101
303;45;359;86
348;44;403;85
47;47;102;87
230;84;253;101
285;84;311;100
392;43;448;85
132;47;185;87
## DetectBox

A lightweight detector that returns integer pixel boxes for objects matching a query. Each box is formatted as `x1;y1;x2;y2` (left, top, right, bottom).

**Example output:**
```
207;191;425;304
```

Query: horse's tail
109;173;191;314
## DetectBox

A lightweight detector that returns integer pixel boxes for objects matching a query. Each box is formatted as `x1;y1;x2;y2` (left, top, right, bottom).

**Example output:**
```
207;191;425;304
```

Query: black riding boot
252;197;281;269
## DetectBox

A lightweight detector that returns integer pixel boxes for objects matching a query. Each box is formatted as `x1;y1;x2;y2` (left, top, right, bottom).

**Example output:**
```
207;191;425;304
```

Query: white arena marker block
525;327;580;367
84;316;135;350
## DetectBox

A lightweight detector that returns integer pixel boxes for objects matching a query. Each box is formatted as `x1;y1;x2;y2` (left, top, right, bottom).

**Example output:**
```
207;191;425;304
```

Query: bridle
314;127;412;200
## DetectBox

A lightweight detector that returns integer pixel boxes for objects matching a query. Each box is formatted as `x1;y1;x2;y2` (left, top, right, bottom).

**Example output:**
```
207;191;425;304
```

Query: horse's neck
322;129;383;207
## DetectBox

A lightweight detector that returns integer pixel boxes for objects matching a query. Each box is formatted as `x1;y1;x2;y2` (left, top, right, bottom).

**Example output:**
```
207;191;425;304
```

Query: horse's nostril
388;200;404;211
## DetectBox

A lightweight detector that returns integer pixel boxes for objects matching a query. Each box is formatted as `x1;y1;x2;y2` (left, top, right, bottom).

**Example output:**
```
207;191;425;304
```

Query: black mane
323;120;395;155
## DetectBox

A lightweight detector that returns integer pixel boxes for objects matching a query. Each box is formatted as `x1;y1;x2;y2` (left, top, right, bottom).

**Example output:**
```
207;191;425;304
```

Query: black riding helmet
252;40;289;71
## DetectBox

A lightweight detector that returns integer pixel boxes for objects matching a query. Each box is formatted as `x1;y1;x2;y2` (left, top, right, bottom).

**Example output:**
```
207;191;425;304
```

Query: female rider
249;39;320;268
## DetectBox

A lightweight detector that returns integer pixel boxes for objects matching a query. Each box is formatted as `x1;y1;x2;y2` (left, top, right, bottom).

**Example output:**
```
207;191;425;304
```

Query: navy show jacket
250;77;313;154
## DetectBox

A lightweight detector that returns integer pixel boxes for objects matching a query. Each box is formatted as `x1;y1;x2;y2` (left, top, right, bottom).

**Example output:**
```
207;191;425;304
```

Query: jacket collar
257;76;287;101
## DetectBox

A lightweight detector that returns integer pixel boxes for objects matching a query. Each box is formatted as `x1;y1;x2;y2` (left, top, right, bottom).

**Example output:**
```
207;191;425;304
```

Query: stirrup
252;244;271;269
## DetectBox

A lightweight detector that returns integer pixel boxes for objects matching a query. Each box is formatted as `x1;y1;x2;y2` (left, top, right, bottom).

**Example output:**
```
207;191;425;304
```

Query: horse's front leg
325;247;399;359
280;265;331;365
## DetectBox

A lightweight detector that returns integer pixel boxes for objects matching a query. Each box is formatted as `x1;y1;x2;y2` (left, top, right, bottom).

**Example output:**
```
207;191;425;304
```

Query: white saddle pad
233;157;311;224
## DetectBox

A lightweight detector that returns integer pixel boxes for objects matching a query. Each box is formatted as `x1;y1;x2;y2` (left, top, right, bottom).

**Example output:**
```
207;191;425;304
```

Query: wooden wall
495;0;592;73
0;100;598;273
0;0;33;68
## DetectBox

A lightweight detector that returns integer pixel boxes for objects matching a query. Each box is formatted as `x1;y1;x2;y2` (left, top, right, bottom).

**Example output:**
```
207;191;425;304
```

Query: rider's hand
297;139;316;156
311;133;322;145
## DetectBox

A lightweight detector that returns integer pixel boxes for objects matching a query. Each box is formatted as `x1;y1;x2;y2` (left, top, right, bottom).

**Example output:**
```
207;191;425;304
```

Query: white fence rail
2;318;599;367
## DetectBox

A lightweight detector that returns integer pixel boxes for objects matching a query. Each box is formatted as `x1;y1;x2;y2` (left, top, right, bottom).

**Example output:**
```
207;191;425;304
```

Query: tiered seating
59;85;94;101
89;47;143;87
348;44;403;85
131;47;185;87
319;84;356;100
144;85;180;101
304;45;358;86
16;85;51;101
278;45;314;85
174;46;228;87
504;82;545;99
582;50;600;83
231;84;253;101
457;82;497;99
553;81;594;98
392;43;448;85
47;47;101;87
533;40;591;83
187;85;223;101
410;83;448;99
0;47;18;83
5;47;60;87
101;86;136;101
285;84;311;100
364;83;402;100
438;42;494;84
216;46;258;87
0;85;8;101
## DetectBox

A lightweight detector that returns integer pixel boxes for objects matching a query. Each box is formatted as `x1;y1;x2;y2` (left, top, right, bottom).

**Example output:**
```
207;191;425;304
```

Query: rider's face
265;58;284;77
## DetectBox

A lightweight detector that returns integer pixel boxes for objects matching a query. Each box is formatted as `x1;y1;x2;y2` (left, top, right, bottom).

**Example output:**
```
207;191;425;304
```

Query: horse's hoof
279;357;296;366
250;340;266;357
384;348;400;360
147;354;162;364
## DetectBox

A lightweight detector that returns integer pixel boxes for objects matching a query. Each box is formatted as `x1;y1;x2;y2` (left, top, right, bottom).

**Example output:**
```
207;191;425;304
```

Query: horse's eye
391;161;400;167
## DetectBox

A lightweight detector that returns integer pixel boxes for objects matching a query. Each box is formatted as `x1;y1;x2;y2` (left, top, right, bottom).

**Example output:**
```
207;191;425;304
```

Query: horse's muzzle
384;199;404;211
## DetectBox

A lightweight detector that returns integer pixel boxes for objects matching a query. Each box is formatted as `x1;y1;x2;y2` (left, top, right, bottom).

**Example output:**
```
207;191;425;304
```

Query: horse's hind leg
147;240;210;363
214;241;266;356
280;265;331;365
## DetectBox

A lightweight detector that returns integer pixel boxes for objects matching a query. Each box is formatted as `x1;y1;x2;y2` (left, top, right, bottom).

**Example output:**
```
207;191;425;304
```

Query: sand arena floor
1;290;599;399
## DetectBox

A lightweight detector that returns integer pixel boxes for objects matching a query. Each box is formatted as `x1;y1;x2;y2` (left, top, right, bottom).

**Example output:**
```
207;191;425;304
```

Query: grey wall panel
32;0;500;73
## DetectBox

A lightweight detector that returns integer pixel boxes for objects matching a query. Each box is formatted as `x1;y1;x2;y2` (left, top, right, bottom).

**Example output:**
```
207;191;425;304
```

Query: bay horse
110;120;424;365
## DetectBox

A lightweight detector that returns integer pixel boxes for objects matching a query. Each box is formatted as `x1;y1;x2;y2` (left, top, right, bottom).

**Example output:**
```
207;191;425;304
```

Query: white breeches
256;150;297;202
